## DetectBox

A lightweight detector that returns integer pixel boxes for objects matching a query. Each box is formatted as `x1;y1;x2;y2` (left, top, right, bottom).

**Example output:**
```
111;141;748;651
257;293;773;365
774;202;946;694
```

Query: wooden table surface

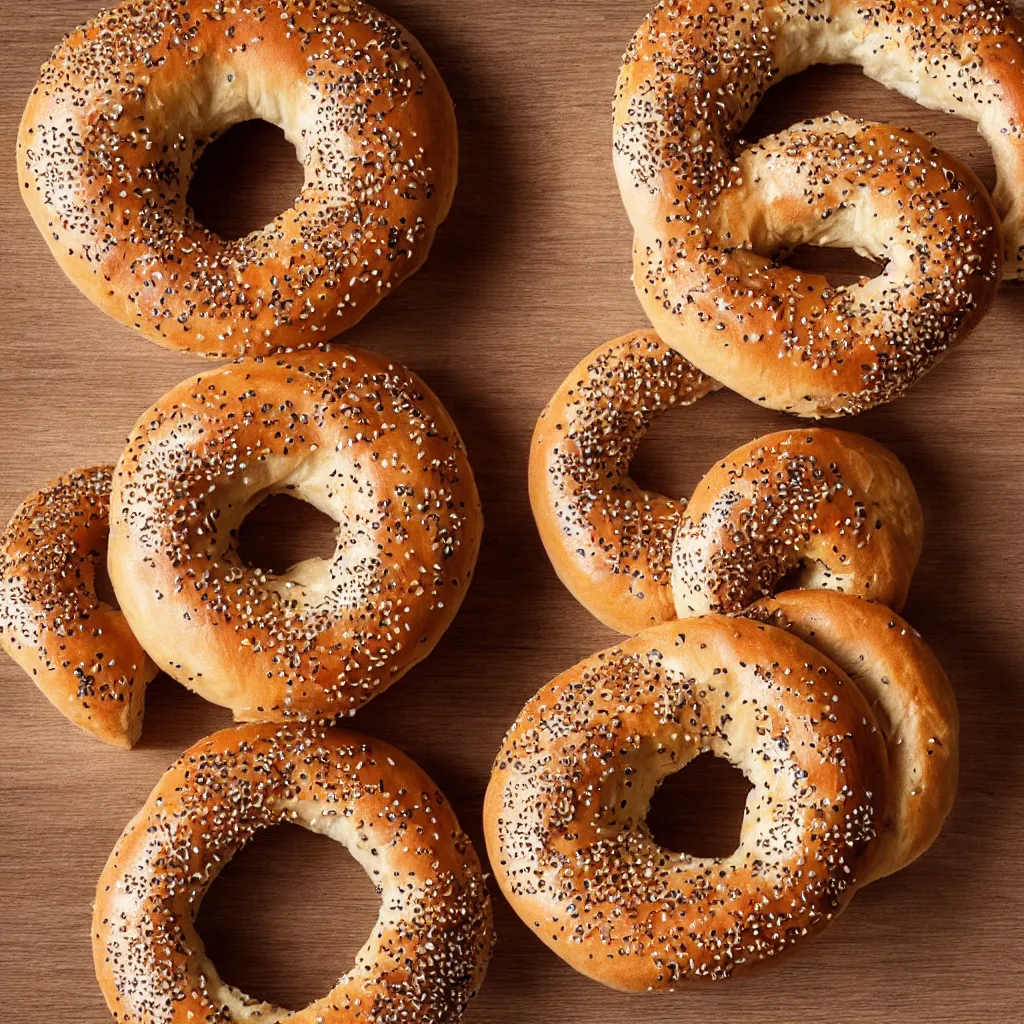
2;2;1022;1021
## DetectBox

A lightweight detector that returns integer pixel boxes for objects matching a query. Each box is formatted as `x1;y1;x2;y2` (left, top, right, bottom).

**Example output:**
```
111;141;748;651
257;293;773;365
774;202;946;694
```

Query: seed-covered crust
109;346;482;720
93;722;494;1023
529;331;719;634
530;339;922;633
672;428;923;616
19;0;457;356
0;466;156;748
484;615;889;990
746;590;958;883
615;0;1016;416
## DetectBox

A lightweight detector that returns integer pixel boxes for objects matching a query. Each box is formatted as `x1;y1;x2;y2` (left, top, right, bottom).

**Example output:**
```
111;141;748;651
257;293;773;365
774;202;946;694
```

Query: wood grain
1;2;1022;1021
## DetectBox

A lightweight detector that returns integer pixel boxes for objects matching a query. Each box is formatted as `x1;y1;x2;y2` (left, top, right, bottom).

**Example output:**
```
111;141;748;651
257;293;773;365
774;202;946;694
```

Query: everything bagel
0;466;156;748
484;615;892;990
19;0;457;356
93;722;494;1023
109;347;481;721
614;0;1019;416
530;331;922;633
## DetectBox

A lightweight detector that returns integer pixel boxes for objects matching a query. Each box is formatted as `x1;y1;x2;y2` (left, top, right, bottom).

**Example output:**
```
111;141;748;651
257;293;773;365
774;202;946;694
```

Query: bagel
93;722;494;1023
615;0;1019;416
746;590;958;883
18;0;457;357
672;427;923;616
530;330;719;635
0;466;156;748
530;331;923;633
484;614;892;990
108;346;481;721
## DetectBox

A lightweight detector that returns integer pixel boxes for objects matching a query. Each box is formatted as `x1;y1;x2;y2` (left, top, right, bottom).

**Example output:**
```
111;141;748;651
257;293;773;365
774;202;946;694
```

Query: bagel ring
18;0;457;356
109;346;481;721
0;466;156;748
530;331;923;633
94;722;494;1023
672;426;924;616
747;590;958;883
615;0;1018;416
484;614;891;990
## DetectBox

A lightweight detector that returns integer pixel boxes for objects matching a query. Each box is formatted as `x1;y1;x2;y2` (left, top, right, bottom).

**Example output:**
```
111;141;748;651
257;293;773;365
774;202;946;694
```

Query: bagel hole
774;561;812;595
188;119;304;240
628;389;779;503
196;823;380;1011
236;492;337;577
646;753;752;859
781;244;885;288
94;543;120;611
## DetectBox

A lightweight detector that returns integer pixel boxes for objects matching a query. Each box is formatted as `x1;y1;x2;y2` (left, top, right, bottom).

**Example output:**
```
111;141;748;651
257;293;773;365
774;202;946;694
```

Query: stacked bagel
1;348;483;743
495;389;958;989
613;0;1023;417
3;0;1017;1014
478;0;1019;993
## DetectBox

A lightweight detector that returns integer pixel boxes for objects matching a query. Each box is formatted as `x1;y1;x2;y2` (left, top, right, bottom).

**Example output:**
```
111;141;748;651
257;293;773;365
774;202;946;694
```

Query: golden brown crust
484;615;889;991
746;590;958;882
615;0;1016;415
18;0;457;357
529;330;719;634
673;428;923;616
108;346;482;721
0;466;156;748
530;341;922;633
93;722;494;1023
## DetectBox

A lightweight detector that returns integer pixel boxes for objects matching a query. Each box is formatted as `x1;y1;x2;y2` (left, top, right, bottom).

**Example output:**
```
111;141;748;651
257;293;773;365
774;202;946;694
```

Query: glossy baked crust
0;466;156;747
485;615;891;990
18;0;457;356
109;347;482;720
94;722;494;1022
672;428;924;615
747;590;959;882
529;330;718;634
614;0;1016;415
